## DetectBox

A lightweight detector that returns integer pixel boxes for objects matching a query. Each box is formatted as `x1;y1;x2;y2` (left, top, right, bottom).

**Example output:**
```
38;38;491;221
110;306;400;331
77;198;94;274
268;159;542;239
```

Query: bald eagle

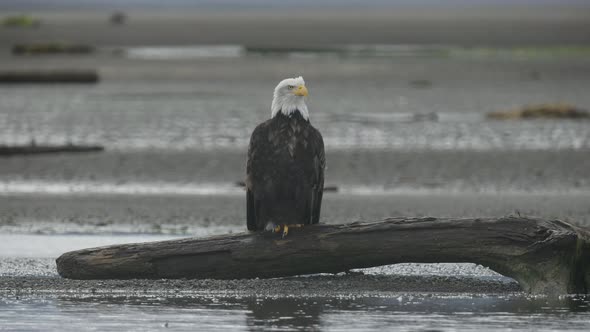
246;77;325;236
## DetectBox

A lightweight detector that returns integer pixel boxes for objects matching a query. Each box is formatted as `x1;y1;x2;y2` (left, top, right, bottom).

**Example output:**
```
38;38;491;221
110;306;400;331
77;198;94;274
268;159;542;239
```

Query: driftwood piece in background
488;103;589;120
12;43;95;55
0;69;99;83
56;217;590;294
0;144;104;156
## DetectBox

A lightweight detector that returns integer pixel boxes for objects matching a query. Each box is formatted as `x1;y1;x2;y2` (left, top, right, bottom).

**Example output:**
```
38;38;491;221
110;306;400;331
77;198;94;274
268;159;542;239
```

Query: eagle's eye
287;85;295;90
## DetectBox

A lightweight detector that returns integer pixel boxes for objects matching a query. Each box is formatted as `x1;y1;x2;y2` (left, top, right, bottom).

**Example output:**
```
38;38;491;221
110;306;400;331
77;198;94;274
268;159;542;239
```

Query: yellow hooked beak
293;85;308;97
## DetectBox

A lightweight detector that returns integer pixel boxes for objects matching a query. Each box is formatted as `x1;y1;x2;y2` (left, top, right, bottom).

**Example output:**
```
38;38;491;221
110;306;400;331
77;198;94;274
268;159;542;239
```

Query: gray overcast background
2;0;590;10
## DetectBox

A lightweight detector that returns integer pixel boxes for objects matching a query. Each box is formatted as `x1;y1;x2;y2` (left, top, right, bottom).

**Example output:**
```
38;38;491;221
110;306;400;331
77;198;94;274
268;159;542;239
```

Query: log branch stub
56;217;590;294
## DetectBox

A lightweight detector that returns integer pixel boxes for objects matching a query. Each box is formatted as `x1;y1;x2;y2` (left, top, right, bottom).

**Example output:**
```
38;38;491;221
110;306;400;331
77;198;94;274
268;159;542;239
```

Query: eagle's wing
309;126;325;225
246;122;267;231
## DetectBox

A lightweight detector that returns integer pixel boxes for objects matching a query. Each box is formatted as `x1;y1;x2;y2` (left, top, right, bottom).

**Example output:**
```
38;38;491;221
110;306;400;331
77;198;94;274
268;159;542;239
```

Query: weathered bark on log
56;217;590;294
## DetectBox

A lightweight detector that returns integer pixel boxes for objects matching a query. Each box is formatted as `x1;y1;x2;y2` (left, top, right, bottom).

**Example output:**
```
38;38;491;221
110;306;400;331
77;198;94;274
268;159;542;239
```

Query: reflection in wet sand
246;298;323;331
1;294;588;331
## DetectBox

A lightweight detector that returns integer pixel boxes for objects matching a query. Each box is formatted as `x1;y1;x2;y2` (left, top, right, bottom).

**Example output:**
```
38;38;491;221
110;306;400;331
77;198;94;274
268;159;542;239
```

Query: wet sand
0;274;520;298
1;192;589;234
1;149;589;193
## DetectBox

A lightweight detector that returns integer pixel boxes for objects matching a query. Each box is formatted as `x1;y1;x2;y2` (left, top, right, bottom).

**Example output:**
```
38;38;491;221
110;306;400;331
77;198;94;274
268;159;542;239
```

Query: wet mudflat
1;192;589;235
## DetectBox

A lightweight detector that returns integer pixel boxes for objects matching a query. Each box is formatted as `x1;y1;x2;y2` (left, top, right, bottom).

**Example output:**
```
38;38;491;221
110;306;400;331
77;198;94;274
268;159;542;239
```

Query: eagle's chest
268;118;311;159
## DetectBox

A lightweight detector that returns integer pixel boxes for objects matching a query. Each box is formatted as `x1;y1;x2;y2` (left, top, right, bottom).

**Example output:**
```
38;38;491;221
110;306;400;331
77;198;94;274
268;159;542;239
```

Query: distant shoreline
1;7;589;47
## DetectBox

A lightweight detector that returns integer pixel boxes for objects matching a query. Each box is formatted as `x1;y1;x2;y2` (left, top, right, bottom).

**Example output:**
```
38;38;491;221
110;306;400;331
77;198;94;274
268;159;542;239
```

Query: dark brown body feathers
246;111;325;230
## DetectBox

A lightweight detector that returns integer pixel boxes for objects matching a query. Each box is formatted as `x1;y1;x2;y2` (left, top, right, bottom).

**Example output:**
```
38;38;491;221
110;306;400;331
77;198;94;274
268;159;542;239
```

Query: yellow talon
282;225;289;238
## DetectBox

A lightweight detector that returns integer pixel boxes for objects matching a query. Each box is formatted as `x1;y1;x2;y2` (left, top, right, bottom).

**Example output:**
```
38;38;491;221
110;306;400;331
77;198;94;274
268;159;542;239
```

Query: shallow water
1;294;589;332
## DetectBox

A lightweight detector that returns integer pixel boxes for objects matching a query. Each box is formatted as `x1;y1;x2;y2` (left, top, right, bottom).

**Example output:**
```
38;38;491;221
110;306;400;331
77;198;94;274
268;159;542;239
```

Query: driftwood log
0;144;104;156
0;69;99;83
12;43;95;55
56;216;590;294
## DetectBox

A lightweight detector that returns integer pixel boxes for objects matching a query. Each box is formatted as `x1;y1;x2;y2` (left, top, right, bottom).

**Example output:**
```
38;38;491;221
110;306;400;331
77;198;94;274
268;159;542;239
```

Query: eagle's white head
271;76;309;120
